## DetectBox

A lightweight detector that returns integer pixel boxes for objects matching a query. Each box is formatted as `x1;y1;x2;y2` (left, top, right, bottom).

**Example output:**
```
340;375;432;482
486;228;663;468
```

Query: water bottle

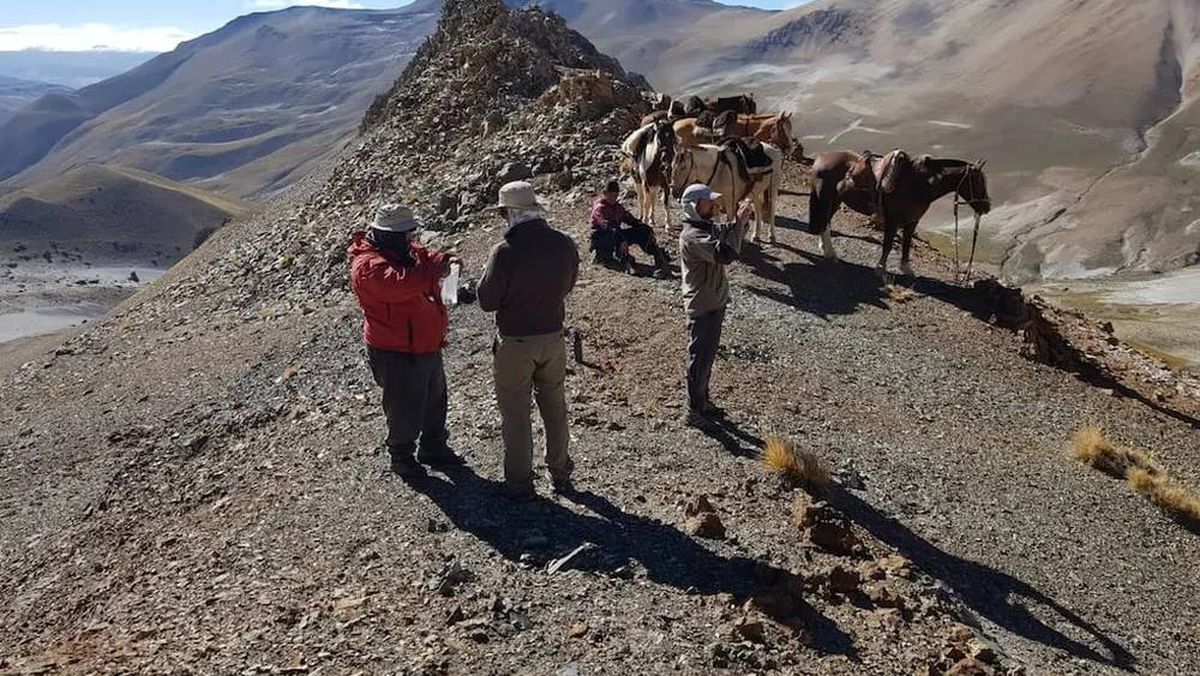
440;262;460;306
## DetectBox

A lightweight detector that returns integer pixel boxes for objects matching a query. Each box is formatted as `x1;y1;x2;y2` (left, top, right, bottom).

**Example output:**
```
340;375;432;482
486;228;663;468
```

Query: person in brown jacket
478;181;580;498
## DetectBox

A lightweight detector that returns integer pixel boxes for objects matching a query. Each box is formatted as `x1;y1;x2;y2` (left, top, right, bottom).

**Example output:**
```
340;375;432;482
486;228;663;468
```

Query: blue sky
0;1;808;52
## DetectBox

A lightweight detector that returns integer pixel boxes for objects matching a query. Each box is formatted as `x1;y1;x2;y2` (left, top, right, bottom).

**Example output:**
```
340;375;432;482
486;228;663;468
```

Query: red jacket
589;197;640;230
348;232;448;354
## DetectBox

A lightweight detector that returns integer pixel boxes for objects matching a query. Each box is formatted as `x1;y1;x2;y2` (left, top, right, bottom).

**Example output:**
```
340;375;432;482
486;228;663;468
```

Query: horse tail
809;171;831;235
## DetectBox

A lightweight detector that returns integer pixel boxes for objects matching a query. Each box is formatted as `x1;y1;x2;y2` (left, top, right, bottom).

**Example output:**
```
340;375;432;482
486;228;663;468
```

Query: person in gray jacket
677;183;753;428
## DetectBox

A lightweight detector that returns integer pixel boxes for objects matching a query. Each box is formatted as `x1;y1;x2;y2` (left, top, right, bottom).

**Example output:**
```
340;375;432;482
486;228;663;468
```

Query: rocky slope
1;1;1198;674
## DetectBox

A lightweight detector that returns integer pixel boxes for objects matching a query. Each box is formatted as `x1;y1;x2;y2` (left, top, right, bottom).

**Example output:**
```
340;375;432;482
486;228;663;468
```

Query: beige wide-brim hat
489;181;548;212
370;203;420;233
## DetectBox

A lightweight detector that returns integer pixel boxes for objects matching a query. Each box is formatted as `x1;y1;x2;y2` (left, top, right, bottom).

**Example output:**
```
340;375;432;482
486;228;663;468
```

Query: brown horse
809;151;991;277
674;112;793;155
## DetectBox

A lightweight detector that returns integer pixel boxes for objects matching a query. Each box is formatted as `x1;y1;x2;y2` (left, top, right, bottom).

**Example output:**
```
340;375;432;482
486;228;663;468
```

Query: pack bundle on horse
808;150;991;277
709;94;757;115
674;112;794;156
620;119;678;228
670;139;782;244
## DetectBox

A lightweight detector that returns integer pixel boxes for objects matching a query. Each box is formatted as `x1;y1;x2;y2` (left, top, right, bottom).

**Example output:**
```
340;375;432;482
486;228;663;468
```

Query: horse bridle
952;164;988;279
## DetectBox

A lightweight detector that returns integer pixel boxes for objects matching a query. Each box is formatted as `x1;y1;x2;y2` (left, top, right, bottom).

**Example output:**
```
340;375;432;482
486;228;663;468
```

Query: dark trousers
591;223;667;262
367;347;448;459
686;308;726;412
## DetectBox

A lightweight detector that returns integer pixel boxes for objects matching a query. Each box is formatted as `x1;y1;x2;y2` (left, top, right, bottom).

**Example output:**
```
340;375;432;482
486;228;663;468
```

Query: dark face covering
368;228;417;265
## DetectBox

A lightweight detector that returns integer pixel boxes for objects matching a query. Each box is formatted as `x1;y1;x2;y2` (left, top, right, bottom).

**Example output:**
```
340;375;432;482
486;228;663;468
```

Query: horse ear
977;158;988;170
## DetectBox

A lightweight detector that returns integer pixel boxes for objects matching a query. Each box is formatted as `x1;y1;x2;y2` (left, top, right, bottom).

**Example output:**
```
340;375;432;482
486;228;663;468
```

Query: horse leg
634;181;647;223
877;209;898;280
900;222;917;277
810;181;838;260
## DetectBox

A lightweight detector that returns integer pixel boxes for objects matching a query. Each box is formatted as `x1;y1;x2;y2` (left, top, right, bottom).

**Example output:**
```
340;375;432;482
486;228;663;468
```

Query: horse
674;112;793;156
710;94;757;115
620;119;678;228
809;150;991;277
669;140;782;244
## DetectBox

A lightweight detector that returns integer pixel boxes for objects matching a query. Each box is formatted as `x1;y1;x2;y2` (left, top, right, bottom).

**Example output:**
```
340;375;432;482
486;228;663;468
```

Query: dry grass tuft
885;285;914;303
1128;469;1200;525
763;437;830;489
1071;424;1159;479
1072;424;1200;526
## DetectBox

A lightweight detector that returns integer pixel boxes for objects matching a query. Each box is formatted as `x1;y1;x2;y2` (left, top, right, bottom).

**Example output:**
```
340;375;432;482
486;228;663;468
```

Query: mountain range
0;1;441;199
0;76;70;127
1;0;1197;285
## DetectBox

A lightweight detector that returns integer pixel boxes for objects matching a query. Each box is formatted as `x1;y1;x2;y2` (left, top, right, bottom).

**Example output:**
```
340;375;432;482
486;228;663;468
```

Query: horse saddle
720;138;773;175
844;149;908;194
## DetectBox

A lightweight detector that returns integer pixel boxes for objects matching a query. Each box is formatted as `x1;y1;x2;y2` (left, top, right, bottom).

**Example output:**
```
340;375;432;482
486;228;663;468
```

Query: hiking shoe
418;446;466;467
550;476;576;495
390;455;426;479
503;482;536;501
653;266;673;280
684;410;716;431
591;251;611;265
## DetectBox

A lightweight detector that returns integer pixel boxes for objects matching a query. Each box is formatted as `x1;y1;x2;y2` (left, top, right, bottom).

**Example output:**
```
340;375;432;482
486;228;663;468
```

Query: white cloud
247;0;367;9
0;23;195;53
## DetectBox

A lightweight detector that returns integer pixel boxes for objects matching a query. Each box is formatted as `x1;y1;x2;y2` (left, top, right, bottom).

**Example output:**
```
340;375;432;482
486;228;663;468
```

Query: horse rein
951;165;987;279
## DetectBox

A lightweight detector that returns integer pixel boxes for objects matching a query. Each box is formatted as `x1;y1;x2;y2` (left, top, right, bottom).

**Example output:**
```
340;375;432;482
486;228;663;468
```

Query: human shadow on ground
823;484;1135;670
740;246;889;318
409;466;857;659
691;415;765;458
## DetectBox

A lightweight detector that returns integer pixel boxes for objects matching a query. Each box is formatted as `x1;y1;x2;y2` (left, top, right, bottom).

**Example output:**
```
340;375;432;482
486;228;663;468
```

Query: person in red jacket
349;203;462;478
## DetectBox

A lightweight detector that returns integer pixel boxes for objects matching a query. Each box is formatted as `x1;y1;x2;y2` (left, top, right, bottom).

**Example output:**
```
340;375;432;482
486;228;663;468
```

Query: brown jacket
478;218;579;337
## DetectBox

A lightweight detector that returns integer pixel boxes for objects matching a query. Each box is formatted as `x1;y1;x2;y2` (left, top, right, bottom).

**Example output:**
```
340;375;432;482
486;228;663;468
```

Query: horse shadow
823;484;1135;670
409;465;858;659
907;274;1200;431
741;245;890;318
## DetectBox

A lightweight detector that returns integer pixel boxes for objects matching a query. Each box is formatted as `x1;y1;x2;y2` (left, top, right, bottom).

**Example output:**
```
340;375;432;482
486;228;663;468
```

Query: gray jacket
679;218;742;318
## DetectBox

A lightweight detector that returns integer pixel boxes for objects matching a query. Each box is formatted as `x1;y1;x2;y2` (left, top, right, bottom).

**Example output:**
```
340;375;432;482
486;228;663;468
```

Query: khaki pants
493;331;572;488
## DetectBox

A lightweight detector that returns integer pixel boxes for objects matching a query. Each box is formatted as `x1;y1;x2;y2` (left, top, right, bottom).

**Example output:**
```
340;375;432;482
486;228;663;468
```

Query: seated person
589;180;671;279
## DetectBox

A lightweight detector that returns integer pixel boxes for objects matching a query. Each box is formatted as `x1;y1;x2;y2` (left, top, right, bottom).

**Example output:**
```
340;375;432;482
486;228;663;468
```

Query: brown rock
744;584;796;618
945;657;996;676
568;622;589;638
685;512;726;539
865;581;905;609
878;554;913;578
826;565;861;594
685;494;717;517
732;615;767;644
795;501;862;554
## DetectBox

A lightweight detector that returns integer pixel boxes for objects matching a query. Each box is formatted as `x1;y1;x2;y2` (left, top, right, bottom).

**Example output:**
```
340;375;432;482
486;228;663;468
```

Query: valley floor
1;167;1198;673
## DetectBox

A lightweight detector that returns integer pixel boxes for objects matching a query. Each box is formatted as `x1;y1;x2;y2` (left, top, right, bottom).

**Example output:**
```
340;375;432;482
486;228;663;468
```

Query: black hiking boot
390;454;426;479
417;443;466;467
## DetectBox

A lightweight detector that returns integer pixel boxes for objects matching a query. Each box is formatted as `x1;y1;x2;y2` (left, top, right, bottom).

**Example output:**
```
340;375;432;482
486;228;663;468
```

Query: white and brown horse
670;141;783;244
620;119;678;228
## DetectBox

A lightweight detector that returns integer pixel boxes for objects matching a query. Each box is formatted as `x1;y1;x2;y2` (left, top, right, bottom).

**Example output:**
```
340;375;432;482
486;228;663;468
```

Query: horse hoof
875;266;888;280
901;264;915;277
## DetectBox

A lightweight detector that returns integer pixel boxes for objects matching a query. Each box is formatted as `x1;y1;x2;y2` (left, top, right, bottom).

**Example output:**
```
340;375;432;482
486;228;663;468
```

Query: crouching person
589;179;671;279
349;203;463;478
479;181;580;498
